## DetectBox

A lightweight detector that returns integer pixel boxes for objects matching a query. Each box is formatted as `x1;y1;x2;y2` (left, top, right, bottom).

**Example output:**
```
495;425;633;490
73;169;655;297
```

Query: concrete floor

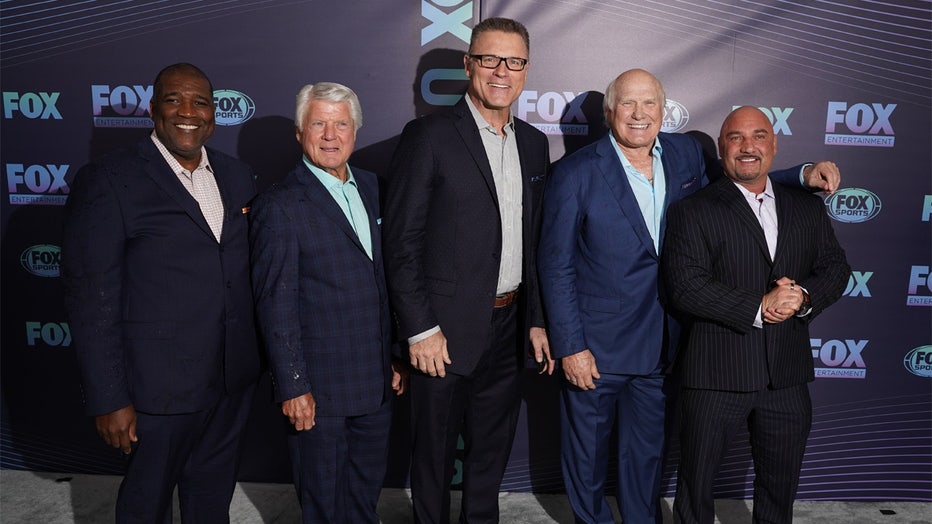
0;470;929;523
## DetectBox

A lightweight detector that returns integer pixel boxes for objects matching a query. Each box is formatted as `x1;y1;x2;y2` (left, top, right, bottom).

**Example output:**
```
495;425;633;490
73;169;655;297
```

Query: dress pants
288;399;393;523
561;373;666;524
410;302;521;524
115;383;256;524
673;384;812;524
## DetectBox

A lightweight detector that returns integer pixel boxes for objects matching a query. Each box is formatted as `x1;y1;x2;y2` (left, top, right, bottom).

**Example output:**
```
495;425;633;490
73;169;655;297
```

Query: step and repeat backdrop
2;0;929;501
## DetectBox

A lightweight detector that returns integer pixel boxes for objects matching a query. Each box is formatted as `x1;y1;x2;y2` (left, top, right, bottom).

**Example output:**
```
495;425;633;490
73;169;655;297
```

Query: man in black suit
662;106;850;524
62;63;262;523
383;17;555;523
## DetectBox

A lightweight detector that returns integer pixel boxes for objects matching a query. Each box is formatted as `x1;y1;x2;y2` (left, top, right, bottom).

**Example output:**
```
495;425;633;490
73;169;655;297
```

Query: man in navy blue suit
249;82;407;523
538;69;841;524
62;63;262;523
663;106;849;523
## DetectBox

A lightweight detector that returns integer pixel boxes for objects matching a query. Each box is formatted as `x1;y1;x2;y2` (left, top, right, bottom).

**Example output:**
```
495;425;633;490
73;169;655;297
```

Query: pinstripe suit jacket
662;176;849;391
249;163;392;416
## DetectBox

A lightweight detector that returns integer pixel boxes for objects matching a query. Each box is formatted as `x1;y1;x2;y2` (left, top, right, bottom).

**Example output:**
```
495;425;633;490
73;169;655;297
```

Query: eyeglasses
469;54;528;71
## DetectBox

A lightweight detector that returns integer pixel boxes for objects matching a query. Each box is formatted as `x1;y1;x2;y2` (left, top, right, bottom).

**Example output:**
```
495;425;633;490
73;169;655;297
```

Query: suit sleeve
537;162;588;358
249;193;311;402
662;199;762;333
798;197;850;318
61;163;131;416
522;133;551;330
383;119;440;339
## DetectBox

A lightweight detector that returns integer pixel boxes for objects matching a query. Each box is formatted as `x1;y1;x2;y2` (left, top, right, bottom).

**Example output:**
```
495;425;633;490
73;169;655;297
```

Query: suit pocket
426;277;455;297
123;321;174;339
579;293;622;313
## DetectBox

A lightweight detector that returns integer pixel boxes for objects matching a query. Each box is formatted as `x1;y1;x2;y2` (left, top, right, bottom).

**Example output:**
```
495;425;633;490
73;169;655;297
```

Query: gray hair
295;82;362;131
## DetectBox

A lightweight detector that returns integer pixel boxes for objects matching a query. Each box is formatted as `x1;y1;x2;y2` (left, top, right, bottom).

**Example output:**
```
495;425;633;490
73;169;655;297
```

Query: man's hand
282;392;316;431
802;161;841;194
762;276;804;324
409;330;451;377
529;327;554;375
95;404;138;455
562;349;600;390
391;360;410;395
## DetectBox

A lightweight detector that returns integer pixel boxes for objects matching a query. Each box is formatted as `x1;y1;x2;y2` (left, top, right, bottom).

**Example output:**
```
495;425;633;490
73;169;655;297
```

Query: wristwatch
797;289;812;317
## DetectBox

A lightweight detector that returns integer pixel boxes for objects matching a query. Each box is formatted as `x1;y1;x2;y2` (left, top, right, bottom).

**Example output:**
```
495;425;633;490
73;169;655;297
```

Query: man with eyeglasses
384;16;554;524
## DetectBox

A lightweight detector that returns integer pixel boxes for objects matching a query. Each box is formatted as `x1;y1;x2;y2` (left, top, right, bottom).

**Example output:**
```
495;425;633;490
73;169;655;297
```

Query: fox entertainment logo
732;106;793;135
824;101;895;147
92;84;154;128
811;338;867;379
906;265;932;307
517;91;589;136
6;163;70;206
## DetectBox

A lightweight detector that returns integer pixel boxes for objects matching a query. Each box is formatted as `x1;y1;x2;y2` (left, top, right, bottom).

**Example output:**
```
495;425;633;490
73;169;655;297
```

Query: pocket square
680;178;698;189
241;206;251;214
377;217;382;225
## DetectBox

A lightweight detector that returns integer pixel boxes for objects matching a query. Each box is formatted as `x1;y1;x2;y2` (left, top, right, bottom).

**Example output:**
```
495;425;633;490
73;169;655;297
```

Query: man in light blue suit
537;69;840;524
250;82;406;523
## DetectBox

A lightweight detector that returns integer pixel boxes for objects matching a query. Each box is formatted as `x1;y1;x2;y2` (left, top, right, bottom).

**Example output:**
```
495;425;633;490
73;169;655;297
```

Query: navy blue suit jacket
383;97;550;374
663;177;849;391
249;164;392;416
539;132;809;374
62;138;262;415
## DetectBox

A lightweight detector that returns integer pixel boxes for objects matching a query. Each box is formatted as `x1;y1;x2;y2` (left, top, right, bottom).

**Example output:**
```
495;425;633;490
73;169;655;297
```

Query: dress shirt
734;177;779;328
304;157;372;260
465;95;523;295
151;132;224;241
611;136;667;253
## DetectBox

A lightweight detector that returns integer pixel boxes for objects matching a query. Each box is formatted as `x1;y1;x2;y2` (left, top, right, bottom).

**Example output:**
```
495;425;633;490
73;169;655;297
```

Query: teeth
176;124;197;130
629;124;648;129
489;83;508;88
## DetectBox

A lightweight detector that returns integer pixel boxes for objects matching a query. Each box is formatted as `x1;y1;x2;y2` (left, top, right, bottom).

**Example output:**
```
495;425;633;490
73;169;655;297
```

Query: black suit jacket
662;177;849;391
383;97;550;374
249;164;393;416
62;138;262;415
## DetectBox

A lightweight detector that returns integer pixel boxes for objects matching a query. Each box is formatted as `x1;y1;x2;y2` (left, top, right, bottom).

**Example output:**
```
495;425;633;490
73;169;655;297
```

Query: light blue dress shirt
610;137;667;253
304;157;373;260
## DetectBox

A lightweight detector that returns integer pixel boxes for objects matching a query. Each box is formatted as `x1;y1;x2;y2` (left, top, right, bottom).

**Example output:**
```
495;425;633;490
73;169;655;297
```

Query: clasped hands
762;276;805;324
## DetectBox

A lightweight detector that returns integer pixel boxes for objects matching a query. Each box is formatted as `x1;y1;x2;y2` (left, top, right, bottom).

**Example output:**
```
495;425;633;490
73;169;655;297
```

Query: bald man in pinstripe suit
662;106;849;524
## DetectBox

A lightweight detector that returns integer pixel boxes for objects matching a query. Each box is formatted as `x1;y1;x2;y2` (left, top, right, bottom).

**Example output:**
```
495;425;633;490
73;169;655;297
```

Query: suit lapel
716;179;773;264
138;140;217;241
771;183;796;266
452;98;499;209
356;172;382;264
297;165;368;256
596;135;659;259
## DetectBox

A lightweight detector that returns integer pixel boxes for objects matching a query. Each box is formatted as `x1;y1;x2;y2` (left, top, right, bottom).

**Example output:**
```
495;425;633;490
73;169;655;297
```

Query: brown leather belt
494;289;518;308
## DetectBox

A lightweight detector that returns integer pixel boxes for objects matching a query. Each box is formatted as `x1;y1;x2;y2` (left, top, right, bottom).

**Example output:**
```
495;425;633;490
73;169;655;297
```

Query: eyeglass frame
468;54;529;71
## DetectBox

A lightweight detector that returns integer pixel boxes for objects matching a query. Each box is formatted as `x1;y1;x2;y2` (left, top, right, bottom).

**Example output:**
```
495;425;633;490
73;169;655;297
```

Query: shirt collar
303;156;355;189
150;131;212;175
732;176;775;201
464;94;514;134
610;135;663;172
